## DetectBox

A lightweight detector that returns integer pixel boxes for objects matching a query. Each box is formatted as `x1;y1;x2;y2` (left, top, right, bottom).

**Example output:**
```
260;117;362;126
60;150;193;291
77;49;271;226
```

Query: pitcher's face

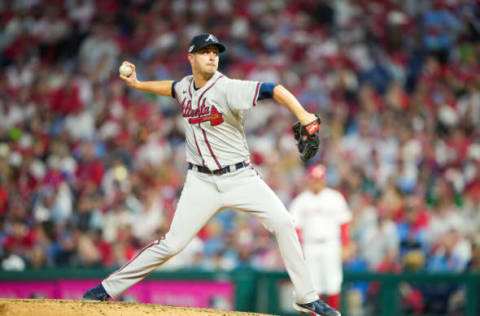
189;45;219;77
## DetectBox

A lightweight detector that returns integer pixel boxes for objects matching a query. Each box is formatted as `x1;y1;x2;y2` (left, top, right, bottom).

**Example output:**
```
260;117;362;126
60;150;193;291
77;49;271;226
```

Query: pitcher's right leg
221;168;318;304
99;171;222;299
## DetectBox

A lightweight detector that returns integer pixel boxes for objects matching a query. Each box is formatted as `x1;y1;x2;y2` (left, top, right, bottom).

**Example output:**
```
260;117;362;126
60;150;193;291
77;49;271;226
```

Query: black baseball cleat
82;284;111;301
293;299;341;316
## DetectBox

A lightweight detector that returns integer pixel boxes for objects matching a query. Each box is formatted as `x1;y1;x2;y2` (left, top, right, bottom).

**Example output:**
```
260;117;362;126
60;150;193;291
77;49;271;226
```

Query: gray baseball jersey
173;71;260;169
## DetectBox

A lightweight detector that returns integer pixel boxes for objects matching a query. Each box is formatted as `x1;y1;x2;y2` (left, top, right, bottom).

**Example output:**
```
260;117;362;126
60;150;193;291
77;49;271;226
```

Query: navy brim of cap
190;42;226;54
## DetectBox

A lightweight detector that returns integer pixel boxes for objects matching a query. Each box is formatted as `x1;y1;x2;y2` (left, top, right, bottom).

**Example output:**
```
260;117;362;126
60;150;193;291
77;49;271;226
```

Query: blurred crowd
1;0;480;308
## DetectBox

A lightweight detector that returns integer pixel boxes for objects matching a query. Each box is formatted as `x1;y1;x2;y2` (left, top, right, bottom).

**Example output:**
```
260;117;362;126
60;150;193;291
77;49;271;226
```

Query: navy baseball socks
293;298;341;316
82;284;111;301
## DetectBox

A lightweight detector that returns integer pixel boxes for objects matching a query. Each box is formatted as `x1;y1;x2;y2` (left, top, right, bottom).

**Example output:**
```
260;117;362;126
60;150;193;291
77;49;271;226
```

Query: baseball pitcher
83;33;339;316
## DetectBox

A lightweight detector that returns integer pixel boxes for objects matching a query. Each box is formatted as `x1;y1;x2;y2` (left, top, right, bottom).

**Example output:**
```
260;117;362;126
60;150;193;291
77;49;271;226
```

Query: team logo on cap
205;34;217;42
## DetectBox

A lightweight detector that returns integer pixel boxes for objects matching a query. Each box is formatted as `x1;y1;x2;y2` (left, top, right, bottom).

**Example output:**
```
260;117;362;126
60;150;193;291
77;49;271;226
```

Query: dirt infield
0;299;275;316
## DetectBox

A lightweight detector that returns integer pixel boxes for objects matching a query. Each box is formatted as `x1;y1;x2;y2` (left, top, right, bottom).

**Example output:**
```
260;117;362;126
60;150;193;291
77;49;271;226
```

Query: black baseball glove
292;115;322;162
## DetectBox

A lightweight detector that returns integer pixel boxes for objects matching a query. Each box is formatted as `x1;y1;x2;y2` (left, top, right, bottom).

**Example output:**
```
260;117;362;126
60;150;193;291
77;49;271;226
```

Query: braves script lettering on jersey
175;72;259;168
290;187;352;295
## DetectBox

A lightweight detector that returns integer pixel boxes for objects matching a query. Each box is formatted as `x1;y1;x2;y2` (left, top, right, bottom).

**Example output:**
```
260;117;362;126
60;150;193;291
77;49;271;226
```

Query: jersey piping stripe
195;74;224;170
188;78;193;98
178;96;186;108
192;125;206;167
197;74;224;107
186;78;205;167
104;239;160;280
252;82;261;106
202;128;222;169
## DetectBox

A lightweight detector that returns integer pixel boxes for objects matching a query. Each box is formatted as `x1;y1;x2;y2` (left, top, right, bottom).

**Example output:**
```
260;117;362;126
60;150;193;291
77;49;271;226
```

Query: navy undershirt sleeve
257;82;278;100
171;80;179;99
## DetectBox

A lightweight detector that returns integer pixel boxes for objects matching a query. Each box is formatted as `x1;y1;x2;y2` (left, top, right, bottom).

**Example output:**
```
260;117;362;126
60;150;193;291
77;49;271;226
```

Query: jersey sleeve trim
171;80;179;99
252;82;261;107
258;82;277;100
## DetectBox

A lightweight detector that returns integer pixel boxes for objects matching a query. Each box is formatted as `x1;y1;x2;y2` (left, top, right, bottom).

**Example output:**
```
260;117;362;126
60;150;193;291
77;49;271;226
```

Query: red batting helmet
307;164;327;180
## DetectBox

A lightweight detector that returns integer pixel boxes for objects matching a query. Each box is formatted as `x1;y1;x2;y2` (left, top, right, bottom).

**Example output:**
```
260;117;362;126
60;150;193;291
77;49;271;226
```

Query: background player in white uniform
83;33;340;316
290;164;352;311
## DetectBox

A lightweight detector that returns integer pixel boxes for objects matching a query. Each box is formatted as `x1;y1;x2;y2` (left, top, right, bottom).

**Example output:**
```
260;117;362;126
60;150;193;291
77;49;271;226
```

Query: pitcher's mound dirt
0;299;275;316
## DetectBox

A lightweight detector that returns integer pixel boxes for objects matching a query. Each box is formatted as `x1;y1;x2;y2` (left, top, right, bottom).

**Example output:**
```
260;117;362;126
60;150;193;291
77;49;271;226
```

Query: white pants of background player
304;240;342;295
102;167;318;304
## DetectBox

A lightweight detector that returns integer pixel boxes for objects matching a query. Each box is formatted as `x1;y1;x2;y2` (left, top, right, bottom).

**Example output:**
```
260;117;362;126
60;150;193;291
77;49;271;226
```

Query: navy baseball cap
188;33;226;54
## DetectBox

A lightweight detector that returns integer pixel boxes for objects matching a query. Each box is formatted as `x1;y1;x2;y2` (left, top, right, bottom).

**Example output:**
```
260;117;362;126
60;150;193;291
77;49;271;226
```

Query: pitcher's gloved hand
292;114;322;162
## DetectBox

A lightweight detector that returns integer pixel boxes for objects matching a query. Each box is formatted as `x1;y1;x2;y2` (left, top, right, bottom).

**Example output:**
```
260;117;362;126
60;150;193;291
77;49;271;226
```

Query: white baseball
119;64;132;77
